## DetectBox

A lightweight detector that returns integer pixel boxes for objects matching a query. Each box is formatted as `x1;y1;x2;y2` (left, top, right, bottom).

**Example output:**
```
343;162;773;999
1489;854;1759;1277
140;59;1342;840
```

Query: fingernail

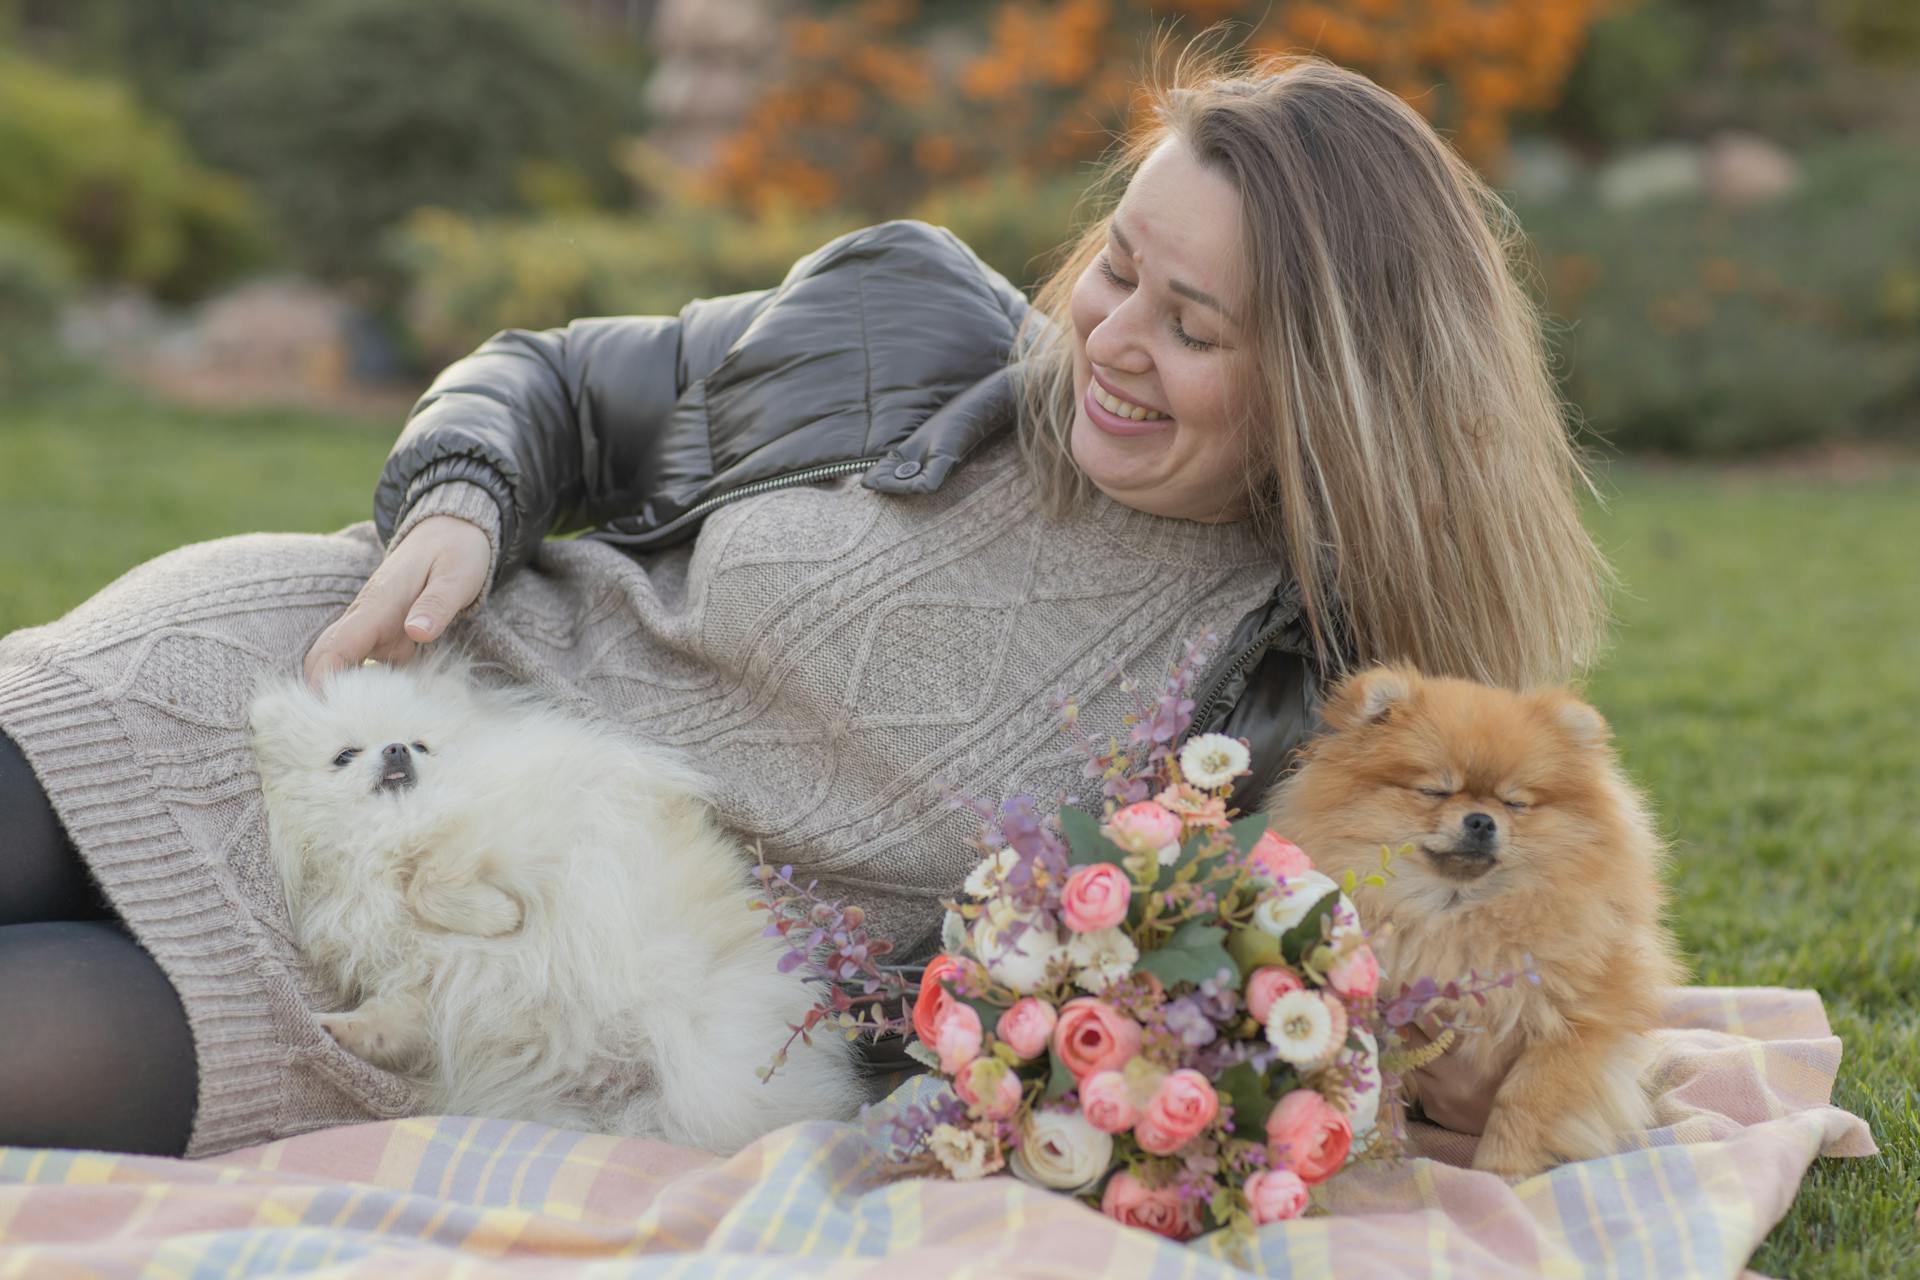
406;614;432;634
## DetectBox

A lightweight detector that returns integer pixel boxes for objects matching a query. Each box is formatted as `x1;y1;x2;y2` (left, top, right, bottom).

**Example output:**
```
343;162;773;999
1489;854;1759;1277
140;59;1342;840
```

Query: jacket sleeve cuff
385;480;505;608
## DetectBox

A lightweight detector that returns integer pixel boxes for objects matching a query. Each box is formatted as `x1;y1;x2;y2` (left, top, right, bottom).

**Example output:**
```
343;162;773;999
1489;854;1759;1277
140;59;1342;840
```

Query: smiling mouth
374;764;416;794
1420;843;1498;882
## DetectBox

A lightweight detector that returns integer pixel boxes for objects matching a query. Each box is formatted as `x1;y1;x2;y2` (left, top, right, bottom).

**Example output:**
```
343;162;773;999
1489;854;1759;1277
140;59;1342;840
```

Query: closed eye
1500;798;1531;812
1415;786;1454;800
1098;255;1219;352
331;748;361;768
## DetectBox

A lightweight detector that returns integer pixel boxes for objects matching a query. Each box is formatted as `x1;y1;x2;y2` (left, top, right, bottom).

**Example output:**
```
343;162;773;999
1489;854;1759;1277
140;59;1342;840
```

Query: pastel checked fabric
0;986;1875;1278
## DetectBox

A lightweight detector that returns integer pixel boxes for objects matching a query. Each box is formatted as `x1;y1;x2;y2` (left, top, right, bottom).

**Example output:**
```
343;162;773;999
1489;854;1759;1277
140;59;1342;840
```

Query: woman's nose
1085;295;1152;376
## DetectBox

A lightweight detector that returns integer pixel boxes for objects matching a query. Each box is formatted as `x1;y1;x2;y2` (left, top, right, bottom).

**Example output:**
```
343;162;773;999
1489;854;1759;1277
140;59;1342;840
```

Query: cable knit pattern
0;433;1282;1157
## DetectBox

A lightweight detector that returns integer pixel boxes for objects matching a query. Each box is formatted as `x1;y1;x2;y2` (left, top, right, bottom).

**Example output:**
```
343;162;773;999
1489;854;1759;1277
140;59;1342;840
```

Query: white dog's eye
332;748;360;768
412;741;430;754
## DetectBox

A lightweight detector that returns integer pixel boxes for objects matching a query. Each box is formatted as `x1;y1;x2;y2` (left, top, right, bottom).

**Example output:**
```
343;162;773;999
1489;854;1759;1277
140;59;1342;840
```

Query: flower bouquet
753;634;1530;1244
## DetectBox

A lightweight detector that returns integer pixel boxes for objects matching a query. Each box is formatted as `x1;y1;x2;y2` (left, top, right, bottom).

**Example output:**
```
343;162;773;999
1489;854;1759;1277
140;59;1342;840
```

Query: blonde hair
1014;35;1614;690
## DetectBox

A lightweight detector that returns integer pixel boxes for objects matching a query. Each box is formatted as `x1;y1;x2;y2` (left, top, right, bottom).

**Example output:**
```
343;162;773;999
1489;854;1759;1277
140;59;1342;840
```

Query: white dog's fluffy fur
247;651;864;1153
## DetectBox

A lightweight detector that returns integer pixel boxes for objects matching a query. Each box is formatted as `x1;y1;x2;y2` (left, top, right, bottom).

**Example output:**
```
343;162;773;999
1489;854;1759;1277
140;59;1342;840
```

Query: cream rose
1252;870;1340;936
971;911;1066;994
1008;1108;1114;1193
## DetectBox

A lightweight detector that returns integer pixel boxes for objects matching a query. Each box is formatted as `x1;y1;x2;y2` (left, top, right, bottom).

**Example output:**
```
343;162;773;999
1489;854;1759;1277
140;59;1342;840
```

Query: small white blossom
928;1123;1004;1180
1266;989;1339;1065
1066;926;1139;994
1178;733;1251;789
1252;870;1340;936
963;846;1020;899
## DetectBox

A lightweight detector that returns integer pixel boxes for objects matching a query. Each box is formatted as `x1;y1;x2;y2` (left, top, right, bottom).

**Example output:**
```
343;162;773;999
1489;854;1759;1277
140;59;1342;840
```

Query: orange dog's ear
1322;665;1416;733
1535;689;1611;749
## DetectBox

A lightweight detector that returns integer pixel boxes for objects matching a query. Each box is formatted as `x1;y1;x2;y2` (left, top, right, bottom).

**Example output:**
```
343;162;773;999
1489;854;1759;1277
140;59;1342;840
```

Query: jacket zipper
649;456;887;539
1185;612;1296;738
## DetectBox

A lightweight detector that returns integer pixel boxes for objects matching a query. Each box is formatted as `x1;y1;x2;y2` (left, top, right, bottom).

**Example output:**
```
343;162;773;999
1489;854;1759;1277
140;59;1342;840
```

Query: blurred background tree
0;0;1915;453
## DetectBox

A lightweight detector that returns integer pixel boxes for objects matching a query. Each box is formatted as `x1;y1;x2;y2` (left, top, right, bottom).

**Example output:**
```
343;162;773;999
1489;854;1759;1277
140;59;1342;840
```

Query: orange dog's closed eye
1267;663;1687;1177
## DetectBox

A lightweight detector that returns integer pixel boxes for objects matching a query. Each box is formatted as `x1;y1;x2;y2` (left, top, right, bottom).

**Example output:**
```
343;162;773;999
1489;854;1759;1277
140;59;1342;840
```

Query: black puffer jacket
374;220;1335;800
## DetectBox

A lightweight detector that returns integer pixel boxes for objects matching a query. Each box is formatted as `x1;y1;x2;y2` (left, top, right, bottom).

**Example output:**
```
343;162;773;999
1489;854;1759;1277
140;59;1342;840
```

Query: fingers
304;560;431;691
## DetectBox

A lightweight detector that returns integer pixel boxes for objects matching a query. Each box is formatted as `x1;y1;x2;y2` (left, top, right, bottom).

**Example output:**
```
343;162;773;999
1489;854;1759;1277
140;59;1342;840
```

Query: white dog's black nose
376;742;417;793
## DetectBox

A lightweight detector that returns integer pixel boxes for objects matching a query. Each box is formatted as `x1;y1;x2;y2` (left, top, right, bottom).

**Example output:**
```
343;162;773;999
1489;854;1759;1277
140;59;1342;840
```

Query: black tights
0;730;198;1155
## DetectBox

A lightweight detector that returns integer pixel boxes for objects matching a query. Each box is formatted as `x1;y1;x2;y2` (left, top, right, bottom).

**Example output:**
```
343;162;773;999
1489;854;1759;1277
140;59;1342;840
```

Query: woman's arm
374;288;777;592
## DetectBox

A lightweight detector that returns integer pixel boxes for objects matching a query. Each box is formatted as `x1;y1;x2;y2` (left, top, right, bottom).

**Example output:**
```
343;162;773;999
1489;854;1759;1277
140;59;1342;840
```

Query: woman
0;50;1609;1158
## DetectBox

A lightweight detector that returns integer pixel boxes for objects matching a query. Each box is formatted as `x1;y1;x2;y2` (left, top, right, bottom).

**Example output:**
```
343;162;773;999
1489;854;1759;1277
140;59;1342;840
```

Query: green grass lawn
2;389;1915;1276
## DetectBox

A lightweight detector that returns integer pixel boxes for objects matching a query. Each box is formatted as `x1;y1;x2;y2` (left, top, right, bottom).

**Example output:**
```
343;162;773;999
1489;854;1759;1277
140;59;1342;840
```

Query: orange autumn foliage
703;0;1634;216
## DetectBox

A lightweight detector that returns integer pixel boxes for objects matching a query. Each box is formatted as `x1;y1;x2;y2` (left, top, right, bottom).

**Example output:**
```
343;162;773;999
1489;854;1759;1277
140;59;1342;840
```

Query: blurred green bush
184;0;642;284
1520;135;1920;454
392;169;1091;366
0;50;268;301
0;220;83;395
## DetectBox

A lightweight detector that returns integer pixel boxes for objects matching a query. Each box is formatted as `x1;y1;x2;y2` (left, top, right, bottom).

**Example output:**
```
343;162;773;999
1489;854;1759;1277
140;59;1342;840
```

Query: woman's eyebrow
1110;220;1235;321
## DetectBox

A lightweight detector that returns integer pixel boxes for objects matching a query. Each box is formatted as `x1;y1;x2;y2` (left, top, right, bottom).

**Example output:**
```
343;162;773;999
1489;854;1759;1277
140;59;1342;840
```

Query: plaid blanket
0;986;1874;1279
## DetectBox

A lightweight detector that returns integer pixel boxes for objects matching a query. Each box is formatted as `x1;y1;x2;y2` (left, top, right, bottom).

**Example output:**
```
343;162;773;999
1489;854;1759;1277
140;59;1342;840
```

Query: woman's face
1069;136;1251;523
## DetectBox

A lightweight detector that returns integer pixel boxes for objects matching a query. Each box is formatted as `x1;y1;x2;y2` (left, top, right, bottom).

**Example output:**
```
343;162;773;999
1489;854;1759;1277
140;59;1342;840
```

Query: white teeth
1093;384;1167;421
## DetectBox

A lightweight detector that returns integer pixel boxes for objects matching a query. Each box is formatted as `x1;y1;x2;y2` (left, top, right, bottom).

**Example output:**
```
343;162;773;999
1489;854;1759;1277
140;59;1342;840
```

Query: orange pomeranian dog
1265;664;1687;1177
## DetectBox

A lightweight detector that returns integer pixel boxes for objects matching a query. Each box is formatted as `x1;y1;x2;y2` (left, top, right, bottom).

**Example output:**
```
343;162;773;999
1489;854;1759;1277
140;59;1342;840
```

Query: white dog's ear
1321;665;1416;733
247;678;312;740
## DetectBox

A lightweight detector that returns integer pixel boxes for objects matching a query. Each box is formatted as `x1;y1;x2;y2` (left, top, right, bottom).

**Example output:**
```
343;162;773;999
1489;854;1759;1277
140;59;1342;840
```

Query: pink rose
1248;831;1314;881
1051;998;1143;1080
1060;863;1132;933
934;1001;983;1075
1134;1069;1218;1155
1245;966;1307;1023
1103;801;1182;859
1100;1170;1201;1240
996;997;1058;1059
954;1060;1023;1120
1244;1169;1310;1223
1328;943;1380;1000
1265;1089;1354;1185
913;954;963;1046
1077;1070;1139;1133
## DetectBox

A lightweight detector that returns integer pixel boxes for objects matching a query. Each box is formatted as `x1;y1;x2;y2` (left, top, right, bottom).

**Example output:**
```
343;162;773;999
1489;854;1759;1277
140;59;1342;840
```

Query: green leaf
1218;1061;1279;1138
1279;890;1342;968
1059;805;1129;868
1224;811;1270;856
1042;1048;1077;1102
1135;919;1235;989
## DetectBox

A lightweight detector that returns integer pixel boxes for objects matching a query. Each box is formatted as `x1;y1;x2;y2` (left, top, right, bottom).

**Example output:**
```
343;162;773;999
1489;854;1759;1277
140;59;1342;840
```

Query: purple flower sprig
750;849;917;1081
1061;630;1221;807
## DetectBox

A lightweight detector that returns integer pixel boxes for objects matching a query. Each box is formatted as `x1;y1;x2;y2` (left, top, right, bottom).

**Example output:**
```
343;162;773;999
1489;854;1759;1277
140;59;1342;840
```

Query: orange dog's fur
1266;665;1687;1176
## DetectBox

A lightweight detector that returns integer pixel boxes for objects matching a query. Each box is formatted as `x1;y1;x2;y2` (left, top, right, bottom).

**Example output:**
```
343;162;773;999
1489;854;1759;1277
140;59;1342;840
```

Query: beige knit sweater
0;431;1281;1155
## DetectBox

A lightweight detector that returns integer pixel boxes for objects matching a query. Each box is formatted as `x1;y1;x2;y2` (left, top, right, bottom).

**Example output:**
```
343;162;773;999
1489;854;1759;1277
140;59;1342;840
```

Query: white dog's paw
321;1004;425;1070
407;870;525;938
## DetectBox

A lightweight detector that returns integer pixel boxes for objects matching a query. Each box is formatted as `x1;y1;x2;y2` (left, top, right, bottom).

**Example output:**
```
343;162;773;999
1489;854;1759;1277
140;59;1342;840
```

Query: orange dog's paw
1472;1110;1554;1179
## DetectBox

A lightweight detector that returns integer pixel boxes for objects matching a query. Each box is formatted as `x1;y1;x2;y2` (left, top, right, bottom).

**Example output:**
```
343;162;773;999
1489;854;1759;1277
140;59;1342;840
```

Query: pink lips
1083;375;1174;438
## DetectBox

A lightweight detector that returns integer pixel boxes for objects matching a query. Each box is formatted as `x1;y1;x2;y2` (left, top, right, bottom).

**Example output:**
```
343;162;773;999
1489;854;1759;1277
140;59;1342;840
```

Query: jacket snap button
892;460;922;479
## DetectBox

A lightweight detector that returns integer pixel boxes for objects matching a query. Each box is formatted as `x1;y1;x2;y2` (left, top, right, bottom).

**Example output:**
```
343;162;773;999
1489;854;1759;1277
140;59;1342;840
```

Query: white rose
1252;870;1340;936
1331;1027;1382;1144
972;912;1067;995
1178;732;1251;789
1008;1108;1113;1193
1066;926;1139;994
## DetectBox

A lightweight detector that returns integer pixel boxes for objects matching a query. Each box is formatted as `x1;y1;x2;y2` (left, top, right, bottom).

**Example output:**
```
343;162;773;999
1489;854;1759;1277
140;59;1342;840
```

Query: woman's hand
1397;1017;1520;1134
303;516;491;688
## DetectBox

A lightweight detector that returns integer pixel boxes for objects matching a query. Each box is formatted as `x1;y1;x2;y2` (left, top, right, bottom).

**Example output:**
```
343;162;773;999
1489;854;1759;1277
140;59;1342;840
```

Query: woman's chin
1069;406;1175;500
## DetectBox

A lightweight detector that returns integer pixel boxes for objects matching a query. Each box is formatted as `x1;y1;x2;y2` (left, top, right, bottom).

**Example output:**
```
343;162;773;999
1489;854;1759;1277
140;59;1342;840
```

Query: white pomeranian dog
246;650;864;1153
